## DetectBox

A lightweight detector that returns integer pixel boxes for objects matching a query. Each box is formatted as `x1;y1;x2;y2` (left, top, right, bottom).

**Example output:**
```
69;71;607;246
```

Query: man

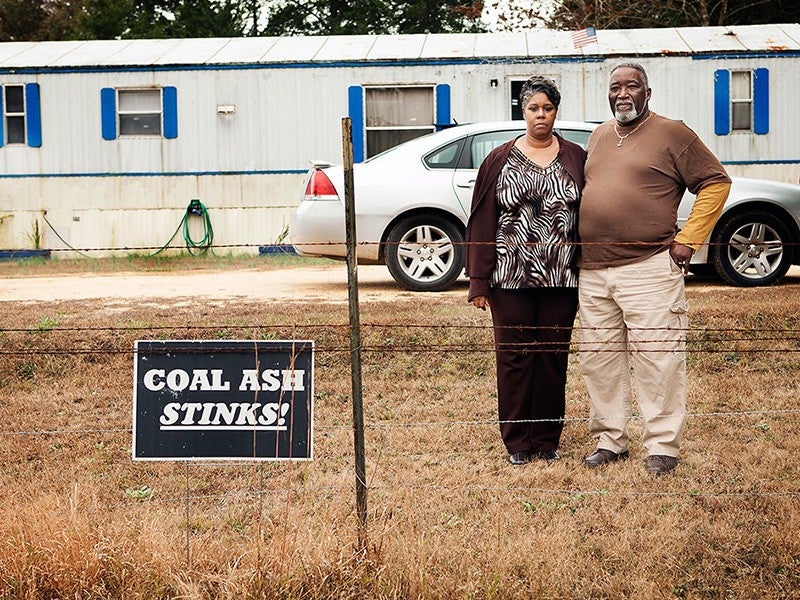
578;62;731;475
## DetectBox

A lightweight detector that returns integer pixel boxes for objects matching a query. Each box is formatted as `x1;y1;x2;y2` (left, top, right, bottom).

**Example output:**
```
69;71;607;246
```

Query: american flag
571;27;598;49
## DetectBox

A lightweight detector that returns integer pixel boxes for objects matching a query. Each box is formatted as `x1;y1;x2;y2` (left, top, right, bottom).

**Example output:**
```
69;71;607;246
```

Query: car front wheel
385;215;464;291
710;210;793;286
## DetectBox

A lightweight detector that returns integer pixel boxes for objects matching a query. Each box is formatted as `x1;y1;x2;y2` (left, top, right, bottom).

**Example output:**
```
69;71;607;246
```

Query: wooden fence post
341;117;368;549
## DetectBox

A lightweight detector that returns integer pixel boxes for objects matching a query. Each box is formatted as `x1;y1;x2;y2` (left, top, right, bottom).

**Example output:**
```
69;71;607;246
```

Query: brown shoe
584;448;629;468
645;455;678;475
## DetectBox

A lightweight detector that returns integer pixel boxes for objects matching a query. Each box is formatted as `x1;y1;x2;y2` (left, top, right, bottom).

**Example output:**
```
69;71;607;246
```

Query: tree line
0;0;484;40
1;0;798;41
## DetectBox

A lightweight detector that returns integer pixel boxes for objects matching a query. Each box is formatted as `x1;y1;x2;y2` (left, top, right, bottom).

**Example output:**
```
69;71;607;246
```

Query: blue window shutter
435;84;451;131
753;68;769;135
0;87;4;148
714;69;730;136
25;83;42;148
162;86;178;139
101;87;117;140
348;85;365;163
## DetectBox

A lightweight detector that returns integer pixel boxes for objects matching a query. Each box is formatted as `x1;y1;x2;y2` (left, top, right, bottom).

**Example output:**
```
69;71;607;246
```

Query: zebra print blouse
491;145;580;289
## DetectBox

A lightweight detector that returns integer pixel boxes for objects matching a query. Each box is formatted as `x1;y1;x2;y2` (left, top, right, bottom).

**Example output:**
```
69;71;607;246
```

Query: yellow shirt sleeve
674;182;731;251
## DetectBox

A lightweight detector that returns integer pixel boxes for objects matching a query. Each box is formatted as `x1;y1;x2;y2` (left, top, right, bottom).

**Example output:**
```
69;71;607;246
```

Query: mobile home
1;23;798;255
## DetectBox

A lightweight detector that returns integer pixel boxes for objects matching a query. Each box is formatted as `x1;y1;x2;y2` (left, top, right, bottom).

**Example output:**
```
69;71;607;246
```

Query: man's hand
669;242;694;274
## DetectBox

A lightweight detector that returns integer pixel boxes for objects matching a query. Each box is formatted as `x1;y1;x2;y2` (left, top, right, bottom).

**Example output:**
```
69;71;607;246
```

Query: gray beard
615;106;639;123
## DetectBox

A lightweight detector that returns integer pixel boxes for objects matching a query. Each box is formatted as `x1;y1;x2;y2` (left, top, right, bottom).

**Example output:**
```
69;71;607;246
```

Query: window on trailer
4;84;26;144
365;86;434;157
730;71;752;131
118;89;162;136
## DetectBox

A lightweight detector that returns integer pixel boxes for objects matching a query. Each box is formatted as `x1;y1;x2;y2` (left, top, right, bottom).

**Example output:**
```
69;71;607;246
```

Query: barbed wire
2;272;797;511
14;239;800;253
103;483;800;511
3;408;797;438
0;343;797;356
1;323;798;334
289;239;800;249
16;242;272;253
1;322;799;346
4;219;798;553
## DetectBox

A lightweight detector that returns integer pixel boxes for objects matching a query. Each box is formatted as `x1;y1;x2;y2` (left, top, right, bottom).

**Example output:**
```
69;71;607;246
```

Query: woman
466;76;586;465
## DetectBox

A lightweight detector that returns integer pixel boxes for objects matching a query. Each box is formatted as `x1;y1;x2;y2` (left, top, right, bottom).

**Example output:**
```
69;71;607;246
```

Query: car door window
467;130;522;168
554;127;591;149
423;139;465;169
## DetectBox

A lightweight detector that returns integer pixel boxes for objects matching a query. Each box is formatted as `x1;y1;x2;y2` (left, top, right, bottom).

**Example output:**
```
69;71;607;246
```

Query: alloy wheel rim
396;225;455;282
726;222;784;279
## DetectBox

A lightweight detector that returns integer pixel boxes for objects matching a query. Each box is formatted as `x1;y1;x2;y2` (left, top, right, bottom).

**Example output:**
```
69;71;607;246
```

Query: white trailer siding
1;24;799;255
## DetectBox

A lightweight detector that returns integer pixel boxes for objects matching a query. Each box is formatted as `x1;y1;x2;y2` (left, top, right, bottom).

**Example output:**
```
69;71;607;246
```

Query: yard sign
133;340;313;461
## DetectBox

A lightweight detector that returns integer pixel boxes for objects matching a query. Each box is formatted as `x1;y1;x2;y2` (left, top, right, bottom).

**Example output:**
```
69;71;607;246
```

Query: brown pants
488;287;578;454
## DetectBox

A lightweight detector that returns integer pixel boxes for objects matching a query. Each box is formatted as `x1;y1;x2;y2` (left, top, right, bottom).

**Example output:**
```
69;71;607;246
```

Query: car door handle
456;180;476;188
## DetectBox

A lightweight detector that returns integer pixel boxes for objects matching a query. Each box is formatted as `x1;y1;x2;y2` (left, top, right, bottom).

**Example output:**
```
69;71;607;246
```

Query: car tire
385;215;464;292
710;210;793;286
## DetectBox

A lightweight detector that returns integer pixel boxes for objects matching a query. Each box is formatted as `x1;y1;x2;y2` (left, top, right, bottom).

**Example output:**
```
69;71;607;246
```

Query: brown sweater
465;134;587;301
578;113;730;268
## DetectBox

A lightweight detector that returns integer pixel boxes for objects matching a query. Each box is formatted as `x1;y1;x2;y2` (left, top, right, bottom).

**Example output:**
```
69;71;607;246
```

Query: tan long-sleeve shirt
674;181;731;250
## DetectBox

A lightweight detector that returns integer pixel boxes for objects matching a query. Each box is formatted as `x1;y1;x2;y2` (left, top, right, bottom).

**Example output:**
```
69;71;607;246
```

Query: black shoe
534;449;561;462
584;448;629;468
508;451;532;466
645;455;678;475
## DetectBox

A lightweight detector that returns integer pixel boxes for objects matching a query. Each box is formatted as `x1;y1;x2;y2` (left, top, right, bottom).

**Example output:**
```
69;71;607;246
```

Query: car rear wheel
385;215;464;291
710;210;793;286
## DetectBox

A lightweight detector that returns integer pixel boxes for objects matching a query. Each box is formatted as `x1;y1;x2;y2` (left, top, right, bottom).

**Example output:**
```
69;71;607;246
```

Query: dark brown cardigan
465;134;587;302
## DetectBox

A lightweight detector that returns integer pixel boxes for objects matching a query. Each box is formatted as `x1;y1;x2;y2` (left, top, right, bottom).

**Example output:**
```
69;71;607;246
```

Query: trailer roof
0;23;798;70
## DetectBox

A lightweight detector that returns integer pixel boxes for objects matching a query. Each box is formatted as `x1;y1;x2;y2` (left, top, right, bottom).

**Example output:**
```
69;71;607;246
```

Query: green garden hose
150;198;214;256
182;198;214;255
42;199;214;257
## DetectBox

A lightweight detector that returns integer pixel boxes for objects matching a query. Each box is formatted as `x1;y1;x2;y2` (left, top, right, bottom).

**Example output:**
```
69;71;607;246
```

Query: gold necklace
613;112;652;147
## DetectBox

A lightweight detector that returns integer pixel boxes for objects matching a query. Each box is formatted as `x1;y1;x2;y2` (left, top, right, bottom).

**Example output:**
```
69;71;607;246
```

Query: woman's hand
471;296;489;311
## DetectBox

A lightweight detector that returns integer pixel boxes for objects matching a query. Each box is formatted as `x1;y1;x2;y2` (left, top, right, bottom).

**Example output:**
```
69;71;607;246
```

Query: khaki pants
578;250;688;458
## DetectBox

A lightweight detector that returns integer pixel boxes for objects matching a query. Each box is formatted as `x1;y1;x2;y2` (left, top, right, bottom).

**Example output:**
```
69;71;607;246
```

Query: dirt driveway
0;264;469;304
1;264;798;304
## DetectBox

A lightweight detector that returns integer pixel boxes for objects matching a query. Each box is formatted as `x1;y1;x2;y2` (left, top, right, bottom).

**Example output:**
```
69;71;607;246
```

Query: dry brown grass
1;268;799;599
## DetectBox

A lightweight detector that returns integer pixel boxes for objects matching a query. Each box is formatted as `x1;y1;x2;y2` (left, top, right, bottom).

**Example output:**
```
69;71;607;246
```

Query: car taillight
304;169;338;199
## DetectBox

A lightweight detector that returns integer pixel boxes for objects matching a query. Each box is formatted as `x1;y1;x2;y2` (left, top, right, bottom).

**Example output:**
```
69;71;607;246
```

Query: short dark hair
610;62;649;89
519;76;561;110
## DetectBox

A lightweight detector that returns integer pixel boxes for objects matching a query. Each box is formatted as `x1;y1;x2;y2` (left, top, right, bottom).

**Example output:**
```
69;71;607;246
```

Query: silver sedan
291;121;800;291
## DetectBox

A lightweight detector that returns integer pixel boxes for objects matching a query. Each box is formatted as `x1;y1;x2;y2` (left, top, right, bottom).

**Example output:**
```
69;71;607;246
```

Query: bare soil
2;262;798;304
0;264;469;304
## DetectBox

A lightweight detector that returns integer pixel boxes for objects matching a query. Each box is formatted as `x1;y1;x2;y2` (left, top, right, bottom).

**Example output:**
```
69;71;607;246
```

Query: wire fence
1;327;799;355
2;248;800;561
1;323;798;572
1;321;798;435
4;407;800;438
14;238;800;254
